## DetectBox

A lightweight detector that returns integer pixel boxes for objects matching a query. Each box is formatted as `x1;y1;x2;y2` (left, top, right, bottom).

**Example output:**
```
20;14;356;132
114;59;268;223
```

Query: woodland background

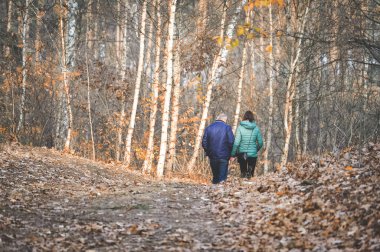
0;0;379;177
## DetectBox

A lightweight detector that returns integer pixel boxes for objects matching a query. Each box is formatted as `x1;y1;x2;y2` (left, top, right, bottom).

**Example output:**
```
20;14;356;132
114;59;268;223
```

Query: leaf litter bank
0;143;379;251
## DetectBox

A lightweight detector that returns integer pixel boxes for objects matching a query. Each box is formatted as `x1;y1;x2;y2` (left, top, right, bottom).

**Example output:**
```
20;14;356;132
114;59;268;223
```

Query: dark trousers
238;155;257;178
209;159;228;184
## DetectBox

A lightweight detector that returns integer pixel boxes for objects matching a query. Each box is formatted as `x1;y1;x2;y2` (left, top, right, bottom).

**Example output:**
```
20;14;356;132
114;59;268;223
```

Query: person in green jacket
230;111;264;178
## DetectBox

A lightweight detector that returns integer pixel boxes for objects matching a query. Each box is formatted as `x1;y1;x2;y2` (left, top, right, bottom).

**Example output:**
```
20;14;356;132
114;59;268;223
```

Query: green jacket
231;121;264;158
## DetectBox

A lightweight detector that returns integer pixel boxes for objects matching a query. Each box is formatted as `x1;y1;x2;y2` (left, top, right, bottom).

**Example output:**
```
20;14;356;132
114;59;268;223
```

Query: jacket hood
240;120;256;129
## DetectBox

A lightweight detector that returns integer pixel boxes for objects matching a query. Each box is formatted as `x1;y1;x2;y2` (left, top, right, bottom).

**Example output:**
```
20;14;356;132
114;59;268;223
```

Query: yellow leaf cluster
344;166;353;171
243;2;255;12
237;26;245;36
213;36;223;46
179;116;201;124
265;45;273;52
230;39;240;48
135;147;146;160
244;0;284;10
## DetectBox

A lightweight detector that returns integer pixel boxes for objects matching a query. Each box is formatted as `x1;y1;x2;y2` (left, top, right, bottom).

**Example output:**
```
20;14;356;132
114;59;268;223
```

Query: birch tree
85;0;95;160
142;0;161;173
124;0;147;166
197;0;208;36
16;0;31;133
156;0;177;178
4;0;13;58
63;0;78;151
232;42;247;133
34;0;44;63
115;0;129;162
263;3;275;173
232;11;250;133
188;0;247;172
144;2;154;88
303;79;310;154
280;1;310;168
56;0;77;151
294;69;302;160
167;40;181;173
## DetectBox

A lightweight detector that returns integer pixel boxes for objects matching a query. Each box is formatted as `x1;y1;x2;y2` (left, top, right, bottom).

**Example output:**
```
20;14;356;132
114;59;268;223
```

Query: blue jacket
202;120;234;160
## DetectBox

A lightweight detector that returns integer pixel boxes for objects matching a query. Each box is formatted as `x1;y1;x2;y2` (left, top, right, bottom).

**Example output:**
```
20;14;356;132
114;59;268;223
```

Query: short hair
216;113;228;122
243;111;255;122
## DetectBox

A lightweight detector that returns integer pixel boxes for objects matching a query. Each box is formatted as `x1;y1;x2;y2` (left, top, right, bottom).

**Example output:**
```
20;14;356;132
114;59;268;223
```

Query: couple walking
202;111;263;184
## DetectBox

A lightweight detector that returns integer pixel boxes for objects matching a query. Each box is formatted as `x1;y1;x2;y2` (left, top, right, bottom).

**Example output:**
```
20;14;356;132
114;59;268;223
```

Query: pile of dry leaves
208;142;380;251
0;143;379;251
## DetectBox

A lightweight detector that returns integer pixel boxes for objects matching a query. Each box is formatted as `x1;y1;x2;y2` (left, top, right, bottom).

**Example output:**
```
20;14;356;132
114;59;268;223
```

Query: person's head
216;113;228;123
243;111;255;122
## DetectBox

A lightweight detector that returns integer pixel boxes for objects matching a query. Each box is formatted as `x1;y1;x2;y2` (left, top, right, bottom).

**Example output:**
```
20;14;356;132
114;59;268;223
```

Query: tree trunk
34;1;43;63
232;39;247;133
280;3;310;168
187;0;247;172
87;0;94;52
115;0;129;162
4;0;13;58
93;0;100;57
264;3;274;173
144;3;154;89
295;71;302;160
86;1;95;160
124;0;147;166
197;0;207;36
219;1;227;49
156;0;177;178
167;40;181;173
142;0;161;174
16;0;31;133
303;79;310;154
116;0;121;71
58;0;75;152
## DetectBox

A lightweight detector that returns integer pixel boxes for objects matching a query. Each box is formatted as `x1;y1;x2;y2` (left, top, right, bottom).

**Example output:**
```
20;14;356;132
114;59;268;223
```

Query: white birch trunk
115;0;129;162
87;0;94;51
142;0;161;173
263;4;274;173
116;96;126;162
34;1;43;63
167;41;181;172
232;40;247;133
55;90;64;148
156;0;177;178
187;0;247;172
197;0;207;36
303;79;310;154
219;1;227;46
94;0;100;57
85;2;95;160
144;4;154;88
280;3;310;168
116;0;121;71
295;74;301;160
5;0;13;58
124;0;147;166
66;0;78;68
64;0;78;151
16;0;31;133
58;0;74;152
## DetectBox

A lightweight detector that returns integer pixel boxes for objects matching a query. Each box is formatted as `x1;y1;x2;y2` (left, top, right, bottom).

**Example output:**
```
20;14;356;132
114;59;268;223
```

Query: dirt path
1;144;379;251
0;145;226;251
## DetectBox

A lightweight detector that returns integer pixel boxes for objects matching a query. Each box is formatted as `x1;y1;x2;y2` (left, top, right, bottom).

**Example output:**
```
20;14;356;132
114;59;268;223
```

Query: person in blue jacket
202;113;234;184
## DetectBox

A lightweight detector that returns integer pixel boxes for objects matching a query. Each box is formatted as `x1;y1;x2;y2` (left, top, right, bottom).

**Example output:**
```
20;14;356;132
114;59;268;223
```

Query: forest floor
0;143;379;251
